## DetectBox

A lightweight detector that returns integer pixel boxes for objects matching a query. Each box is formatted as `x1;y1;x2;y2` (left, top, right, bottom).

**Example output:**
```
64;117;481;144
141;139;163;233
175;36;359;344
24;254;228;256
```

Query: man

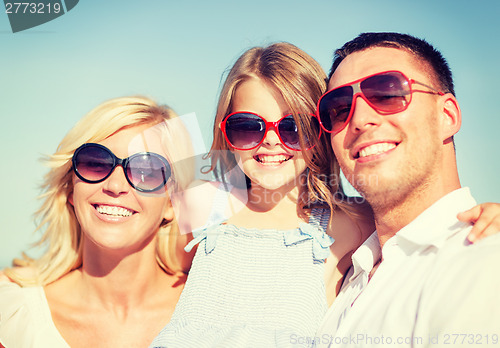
314;32;500;347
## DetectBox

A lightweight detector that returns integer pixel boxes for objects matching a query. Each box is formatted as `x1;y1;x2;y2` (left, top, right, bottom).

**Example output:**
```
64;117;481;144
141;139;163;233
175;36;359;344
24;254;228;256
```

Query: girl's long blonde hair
5;96;194;286
207;42;356;216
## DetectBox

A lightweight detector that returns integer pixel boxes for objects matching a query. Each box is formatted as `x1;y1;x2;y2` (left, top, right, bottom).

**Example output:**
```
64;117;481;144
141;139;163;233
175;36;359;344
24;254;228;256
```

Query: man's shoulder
426;232;500;290
436;229;500;264
418;234;500;336
455;233;500;267
446;229;500;255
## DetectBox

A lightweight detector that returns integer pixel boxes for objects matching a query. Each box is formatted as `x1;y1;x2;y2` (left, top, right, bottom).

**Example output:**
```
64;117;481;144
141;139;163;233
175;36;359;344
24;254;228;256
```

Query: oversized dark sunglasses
316;70;444;133
220;112;321;151
72;143;171;192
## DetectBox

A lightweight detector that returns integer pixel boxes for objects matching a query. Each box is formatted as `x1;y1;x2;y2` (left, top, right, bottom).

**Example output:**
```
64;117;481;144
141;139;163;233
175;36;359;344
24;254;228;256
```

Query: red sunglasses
316;70;444;133
220;112;321;151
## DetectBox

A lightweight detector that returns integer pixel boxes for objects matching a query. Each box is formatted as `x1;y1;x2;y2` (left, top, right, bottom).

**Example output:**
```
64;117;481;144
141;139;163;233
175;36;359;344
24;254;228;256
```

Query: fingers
0;270;12;282
468;220;500;242
457;205;481;223
467;219;489;243
461;203;500;243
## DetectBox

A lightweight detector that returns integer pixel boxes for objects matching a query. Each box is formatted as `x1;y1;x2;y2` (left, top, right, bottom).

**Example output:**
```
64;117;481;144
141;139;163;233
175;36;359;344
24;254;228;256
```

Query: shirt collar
348;187;476;280
349;231;380;281
389;187;476;251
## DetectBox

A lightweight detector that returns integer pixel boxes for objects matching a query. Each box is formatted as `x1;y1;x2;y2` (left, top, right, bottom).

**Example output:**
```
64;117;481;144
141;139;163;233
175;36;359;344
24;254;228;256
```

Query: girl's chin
252;177;300;191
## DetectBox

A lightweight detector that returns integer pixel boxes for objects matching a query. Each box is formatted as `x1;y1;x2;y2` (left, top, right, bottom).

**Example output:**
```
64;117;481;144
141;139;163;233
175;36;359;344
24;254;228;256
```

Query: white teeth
96;205;134;217
359;143;396;158
256;154;291;164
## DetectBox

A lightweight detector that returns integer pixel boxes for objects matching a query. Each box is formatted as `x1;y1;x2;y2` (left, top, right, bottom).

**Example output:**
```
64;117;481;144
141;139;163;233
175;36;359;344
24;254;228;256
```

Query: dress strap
184;182;232;253
309;207;331;234
205;182;233;225
284;207;334;262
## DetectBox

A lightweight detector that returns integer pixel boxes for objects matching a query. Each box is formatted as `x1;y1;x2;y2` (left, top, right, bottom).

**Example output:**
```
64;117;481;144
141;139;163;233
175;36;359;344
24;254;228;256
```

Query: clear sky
1;0;499;268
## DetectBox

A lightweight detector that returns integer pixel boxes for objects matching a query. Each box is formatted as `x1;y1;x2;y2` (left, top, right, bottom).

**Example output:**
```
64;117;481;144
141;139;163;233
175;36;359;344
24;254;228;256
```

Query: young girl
150;43;500;347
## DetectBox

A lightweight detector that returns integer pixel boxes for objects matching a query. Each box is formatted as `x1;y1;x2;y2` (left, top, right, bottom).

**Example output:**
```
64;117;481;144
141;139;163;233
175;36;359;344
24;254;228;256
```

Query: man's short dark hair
329;32;455;96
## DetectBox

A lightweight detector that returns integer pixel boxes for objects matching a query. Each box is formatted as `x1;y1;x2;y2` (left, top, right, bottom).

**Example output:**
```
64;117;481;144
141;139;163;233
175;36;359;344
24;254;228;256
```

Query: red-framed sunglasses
316;70;445;134
220;111;321;151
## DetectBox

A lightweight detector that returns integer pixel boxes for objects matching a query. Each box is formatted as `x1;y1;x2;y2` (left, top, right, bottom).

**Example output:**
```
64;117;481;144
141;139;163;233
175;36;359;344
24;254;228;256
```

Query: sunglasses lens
318;72;412;132
225;113;265;149
127;154;171;192
278;115;320;150
361;72;410;112
74;145;114;182
318;86;353;132
277;116;301;150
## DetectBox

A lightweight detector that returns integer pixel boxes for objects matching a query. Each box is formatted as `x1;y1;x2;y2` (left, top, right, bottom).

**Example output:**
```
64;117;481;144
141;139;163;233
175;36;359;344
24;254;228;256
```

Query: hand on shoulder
0;270;13;283
457;202;500;242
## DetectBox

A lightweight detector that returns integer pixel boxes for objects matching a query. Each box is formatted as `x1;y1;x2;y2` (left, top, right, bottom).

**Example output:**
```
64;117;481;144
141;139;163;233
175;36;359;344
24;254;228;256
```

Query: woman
0;96;194;347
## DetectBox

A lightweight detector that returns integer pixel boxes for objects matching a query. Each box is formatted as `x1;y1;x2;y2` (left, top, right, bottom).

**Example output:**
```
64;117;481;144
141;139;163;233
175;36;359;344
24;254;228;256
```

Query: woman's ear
161;197;175;226
439;93;462;142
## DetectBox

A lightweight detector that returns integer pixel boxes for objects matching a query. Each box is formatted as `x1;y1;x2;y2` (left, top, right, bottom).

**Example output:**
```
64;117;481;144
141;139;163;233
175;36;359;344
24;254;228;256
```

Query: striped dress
150;186;334;348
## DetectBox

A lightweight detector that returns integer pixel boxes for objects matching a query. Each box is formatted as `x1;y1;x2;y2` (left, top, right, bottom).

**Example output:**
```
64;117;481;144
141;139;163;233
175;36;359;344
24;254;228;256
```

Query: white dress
0;281;69;348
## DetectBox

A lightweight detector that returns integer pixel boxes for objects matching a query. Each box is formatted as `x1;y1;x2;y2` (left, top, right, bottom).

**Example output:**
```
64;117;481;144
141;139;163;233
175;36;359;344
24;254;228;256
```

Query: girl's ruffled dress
150;185;334;348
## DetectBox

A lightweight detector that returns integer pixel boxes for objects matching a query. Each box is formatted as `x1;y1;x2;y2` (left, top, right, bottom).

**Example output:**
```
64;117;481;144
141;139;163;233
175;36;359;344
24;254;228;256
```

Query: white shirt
0;282;69;348
315;188;500;347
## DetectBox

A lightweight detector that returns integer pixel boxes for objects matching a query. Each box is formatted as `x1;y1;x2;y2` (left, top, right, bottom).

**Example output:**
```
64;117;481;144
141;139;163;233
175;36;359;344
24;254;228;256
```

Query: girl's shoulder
326;199;375;254
176;180;247;233
329;199;374;237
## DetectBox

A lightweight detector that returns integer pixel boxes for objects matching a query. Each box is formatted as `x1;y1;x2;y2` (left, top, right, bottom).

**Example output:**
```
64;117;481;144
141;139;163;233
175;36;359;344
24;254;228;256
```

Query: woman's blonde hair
5;96;194;286
207;42;352;215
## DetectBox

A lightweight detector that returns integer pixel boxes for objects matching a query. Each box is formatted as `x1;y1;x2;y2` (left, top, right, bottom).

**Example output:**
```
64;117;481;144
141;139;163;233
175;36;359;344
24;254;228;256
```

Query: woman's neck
75;237;181;310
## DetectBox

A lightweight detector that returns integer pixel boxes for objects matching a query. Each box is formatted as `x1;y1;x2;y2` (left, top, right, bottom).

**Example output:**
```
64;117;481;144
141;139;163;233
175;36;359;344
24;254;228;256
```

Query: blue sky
1;0;499;268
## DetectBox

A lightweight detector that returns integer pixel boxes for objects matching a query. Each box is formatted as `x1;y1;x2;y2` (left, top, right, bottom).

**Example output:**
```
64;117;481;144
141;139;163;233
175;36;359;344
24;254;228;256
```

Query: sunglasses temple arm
411;80;445;95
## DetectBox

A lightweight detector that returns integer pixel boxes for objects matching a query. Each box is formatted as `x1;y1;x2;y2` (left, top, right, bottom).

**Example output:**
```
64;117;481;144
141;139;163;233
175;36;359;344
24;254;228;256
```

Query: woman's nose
102;165;130;196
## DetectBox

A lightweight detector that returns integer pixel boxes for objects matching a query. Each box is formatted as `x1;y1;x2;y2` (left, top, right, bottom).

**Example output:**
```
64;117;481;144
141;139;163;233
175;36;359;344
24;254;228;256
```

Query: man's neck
373;181;461;249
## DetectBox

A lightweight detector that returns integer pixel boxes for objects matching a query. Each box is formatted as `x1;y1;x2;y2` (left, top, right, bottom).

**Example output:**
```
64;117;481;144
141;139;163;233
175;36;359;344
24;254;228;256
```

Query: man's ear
439;94;461;142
